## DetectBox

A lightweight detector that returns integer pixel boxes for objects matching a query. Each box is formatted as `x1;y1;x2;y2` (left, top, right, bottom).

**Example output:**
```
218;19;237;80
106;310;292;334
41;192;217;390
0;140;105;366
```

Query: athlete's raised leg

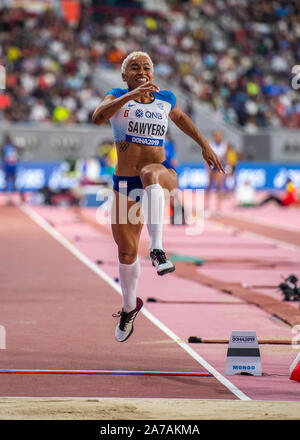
140;163;178;275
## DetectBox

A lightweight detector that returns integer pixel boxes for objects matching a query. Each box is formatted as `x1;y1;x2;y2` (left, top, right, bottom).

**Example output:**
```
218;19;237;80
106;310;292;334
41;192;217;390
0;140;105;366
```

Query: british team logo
135;109;144;118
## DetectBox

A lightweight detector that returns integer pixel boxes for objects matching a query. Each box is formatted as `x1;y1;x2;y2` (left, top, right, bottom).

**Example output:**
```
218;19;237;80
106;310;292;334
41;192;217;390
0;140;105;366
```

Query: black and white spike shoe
150;249;175;276
113;297;144;342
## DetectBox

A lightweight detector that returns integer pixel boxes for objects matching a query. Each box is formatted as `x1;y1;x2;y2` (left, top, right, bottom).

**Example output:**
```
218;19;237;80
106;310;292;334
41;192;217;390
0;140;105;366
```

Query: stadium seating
0;1;299;129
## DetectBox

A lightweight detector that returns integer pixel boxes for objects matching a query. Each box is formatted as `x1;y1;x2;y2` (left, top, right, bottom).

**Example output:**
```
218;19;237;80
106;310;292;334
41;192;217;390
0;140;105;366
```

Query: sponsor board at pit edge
233;365;256;371
226;330;262;376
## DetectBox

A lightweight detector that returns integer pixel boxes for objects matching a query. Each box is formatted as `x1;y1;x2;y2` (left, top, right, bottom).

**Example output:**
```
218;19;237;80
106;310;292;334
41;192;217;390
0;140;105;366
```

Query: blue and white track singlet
105;88;176;147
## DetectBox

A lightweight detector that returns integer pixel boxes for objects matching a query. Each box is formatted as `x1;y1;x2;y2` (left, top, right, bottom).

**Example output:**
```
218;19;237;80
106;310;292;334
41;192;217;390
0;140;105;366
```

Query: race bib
125;108;167;147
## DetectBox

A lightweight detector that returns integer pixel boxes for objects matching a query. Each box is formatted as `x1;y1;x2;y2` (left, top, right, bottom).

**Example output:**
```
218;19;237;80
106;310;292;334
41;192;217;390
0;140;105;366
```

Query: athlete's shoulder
105;87;128;98
155;90;176;109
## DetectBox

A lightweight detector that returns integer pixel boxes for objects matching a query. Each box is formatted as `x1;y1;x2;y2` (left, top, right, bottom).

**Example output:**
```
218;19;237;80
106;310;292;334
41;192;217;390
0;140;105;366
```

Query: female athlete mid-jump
92;51;225;342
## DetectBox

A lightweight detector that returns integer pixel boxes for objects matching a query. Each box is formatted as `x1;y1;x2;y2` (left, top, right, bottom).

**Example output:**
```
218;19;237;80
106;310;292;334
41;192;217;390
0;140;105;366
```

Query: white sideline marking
20;204;251;401
210;217;300;252
223;211;300;234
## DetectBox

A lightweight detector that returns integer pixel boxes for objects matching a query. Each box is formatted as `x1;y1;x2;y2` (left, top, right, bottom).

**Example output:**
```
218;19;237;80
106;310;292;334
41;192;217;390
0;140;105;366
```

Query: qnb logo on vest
145;111;163;120
135;109;144;118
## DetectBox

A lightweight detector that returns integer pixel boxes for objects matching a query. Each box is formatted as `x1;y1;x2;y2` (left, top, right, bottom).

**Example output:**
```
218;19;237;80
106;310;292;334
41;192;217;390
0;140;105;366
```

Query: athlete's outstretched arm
92;94;127;125
92;82;159;125
169;104;225;173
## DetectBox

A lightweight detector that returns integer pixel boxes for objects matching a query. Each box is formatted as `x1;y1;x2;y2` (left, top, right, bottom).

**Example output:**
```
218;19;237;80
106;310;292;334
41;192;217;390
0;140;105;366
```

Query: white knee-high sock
143;183;165;251
118;257;141;313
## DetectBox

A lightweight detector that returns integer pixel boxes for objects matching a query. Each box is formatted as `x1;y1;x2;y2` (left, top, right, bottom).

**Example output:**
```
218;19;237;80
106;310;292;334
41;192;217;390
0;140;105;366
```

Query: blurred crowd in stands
0;0;299;130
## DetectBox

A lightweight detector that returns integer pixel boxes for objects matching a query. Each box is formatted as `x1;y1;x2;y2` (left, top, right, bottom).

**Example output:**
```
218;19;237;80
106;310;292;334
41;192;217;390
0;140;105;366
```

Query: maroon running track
0;205;235;400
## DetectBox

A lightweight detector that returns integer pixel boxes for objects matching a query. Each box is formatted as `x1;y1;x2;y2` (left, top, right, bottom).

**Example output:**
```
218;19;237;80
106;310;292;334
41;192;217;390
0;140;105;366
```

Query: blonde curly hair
121;51;154;74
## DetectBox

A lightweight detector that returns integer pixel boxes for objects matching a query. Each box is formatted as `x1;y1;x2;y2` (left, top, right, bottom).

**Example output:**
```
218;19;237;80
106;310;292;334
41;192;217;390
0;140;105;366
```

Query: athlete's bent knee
140;165;160;187
118;249;138;264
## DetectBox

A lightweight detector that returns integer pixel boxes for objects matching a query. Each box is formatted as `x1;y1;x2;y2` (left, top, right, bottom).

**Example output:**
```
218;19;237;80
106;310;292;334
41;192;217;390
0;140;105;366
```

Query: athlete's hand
202;145;226;174
128;81;160;100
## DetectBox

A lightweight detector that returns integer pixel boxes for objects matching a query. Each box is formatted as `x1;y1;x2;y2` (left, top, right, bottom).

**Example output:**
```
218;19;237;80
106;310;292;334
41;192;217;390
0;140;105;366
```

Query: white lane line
222;211;300;234
20;204;251;401
241;230;300;253
210;218;300;253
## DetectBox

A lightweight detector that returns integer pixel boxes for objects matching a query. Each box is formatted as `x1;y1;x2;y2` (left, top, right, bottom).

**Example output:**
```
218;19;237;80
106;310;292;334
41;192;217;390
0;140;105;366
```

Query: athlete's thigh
140;163;178;194
111;190;144;251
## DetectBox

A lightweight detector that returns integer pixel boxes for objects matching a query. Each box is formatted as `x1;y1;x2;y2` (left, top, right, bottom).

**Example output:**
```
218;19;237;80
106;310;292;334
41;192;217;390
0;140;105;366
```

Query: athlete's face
122;56;154;89
213;131;223;143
